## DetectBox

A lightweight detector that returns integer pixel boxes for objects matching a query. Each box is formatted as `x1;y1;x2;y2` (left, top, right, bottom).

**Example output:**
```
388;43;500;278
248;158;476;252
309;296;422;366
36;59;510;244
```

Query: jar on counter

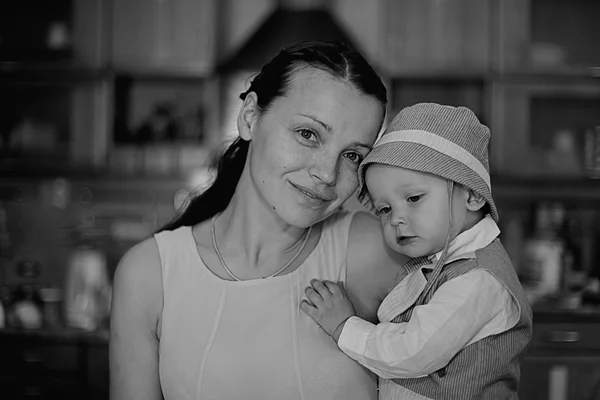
39;287;62;330
63;240;111;331
521;202;565;305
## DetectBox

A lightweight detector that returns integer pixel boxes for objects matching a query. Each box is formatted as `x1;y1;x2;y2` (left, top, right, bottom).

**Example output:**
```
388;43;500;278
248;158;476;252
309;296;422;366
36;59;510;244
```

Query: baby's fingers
323;280;344;296
300;299;317;318
305;285;323;306
310;279;331;297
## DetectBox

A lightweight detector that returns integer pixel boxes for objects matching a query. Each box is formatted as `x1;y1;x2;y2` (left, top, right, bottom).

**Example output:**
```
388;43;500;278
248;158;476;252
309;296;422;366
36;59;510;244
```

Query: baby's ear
465;189;486;212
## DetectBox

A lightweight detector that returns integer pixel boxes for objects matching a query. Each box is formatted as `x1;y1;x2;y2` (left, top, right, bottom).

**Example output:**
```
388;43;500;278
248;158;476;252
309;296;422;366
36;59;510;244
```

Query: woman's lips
291;183;334;205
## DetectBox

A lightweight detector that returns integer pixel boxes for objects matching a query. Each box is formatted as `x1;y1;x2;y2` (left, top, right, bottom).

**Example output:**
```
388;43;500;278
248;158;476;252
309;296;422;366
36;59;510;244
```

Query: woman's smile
290;182;335;208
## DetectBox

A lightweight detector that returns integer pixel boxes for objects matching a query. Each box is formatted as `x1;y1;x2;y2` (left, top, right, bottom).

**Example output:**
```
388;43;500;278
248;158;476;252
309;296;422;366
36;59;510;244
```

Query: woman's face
239;67;384;228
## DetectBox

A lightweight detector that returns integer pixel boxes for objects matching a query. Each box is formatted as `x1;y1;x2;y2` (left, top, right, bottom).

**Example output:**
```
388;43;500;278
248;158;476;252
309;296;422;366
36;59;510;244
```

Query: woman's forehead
273;69;383;138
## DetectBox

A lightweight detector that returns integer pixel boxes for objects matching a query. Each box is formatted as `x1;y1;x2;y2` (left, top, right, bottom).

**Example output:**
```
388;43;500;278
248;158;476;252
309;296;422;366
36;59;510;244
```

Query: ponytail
159;138;249;231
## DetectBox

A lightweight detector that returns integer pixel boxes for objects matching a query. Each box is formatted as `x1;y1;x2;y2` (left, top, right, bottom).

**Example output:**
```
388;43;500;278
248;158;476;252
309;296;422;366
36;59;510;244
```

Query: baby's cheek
383;229;398;252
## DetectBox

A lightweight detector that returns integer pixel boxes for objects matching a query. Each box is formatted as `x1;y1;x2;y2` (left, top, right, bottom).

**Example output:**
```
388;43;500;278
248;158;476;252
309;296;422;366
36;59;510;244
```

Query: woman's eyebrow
298;113;332;132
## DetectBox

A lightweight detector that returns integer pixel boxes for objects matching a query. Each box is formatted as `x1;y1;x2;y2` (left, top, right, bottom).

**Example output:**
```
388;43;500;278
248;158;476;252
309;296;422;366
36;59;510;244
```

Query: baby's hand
300;279;356;341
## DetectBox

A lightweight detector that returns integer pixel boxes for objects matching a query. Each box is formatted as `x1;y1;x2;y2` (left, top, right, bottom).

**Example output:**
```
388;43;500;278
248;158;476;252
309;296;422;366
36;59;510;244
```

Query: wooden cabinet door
111;0;216;73
490;79;600;175
380;0;491;74
520;358;600;400
86;343;110;400
494;0;600;71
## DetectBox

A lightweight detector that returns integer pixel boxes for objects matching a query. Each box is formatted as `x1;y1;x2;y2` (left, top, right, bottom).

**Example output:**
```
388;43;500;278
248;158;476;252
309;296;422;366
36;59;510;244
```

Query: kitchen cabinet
379;0;600;180
489;0;600;177
0;329;109;400
1;0;219;176
111;0;217;74
489;76;600;176
494;0;600;72
0;0;111;173
519;319;600;400
388;77;487;126
379;0;491;74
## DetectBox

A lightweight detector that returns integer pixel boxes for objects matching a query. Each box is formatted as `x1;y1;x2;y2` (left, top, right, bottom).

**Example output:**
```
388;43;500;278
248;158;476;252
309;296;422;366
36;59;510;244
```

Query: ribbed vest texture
389;239;532;400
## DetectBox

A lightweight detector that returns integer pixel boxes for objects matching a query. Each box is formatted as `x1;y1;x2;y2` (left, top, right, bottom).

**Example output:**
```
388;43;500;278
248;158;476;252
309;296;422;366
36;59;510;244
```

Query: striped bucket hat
357;102;499;222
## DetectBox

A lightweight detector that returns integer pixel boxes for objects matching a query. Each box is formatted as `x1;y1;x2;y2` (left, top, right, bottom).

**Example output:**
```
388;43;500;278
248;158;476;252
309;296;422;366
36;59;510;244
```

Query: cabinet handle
25;386;42;396
548;330;580;343
23;350;44;363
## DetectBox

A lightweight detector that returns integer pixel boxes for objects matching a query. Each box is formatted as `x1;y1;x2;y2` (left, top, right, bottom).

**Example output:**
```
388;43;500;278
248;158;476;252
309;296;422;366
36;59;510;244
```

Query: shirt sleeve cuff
337;316;376;358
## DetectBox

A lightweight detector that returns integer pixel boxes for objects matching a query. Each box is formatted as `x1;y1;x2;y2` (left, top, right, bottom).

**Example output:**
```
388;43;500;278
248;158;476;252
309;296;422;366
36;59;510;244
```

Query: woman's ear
466;189;486;212
237;92;259;141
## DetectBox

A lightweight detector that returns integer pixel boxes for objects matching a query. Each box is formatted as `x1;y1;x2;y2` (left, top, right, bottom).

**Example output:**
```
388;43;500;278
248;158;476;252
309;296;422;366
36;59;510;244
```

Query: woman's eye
344;151;363;164
407;195;422;203
298;129;317;141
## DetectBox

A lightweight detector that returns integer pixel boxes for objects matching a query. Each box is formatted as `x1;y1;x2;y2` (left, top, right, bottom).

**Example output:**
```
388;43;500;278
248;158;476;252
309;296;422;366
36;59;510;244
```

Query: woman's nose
309;157;338;185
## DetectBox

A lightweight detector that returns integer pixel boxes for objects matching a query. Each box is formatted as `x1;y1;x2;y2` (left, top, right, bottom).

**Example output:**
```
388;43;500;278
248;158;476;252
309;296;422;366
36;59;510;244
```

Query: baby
301;103;532;399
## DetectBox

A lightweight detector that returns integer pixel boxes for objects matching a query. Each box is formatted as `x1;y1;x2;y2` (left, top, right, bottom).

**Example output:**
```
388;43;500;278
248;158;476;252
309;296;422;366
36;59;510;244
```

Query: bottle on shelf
584;126;600;178
520;202;566;306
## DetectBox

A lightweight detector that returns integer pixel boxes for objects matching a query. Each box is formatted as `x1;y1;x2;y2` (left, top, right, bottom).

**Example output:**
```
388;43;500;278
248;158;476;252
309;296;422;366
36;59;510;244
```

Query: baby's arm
303;269;518;379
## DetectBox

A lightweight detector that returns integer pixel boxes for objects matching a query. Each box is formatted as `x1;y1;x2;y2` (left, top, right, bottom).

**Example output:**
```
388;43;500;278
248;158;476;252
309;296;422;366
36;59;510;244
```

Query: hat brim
357;142;499;222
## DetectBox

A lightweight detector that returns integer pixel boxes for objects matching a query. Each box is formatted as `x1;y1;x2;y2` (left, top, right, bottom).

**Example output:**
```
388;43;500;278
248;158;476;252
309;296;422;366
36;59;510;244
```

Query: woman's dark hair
160;40;387;231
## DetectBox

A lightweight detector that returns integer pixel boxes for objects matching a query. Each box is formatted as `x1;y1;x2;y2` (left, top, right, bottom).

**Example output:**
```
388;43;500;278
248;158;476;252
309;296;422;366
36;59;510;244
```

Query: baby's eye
407;195;422;203
298;129;317;141
376;206;391;215
344;151;363;164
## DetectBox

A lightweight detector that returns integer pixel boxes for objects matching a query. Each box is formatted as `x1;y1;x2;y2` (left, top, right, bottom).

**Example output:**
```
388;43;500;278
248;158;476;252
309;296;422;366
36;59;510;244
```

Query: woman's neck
214;169;311;271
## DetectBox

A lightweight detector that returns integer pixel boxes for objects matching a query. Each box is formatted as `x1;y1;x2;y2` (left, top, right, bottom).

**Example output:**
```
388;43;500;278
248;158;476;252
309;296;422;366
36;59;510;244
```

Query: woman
110;41;407;400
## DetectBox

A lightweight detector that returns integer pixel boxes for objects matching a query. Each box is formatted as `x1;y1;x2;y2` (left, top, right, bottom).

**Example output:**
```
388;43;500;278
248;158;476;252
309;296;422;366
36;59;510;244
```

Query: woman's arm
345;211;409;323
110;238;164;400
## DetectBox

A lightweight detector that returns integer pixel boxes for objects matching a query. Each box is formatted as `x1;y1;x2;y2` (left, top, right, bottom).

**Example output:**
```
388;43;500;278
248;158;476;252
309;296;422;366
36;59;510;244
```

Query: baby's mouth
396;235;415;244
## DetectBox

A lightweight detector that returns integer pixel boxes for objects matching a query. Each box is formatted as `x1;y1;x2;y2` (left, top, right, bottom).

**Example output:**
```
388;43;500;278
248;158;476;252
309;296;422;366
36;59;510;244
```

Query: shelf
492;176;600;204
387;67;600;83
496;67;600;84
386;67;489;81
0;62;111;85
110;65;214;82
0;62;215;85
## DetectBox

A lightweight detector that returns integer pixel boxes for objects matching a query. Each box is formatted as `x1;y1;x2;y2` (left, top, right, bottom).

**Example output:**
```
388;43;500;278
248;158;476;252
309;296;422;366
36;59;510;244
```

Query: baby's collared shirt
337;215;520;380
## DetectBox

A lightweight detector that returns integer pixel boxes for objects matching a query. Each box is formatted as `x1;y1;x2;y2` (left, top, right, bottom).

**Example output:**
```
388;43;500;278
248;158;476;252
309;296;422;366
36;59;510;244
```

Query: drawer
0;376;81;400
0;340;80;372
530;323;600;351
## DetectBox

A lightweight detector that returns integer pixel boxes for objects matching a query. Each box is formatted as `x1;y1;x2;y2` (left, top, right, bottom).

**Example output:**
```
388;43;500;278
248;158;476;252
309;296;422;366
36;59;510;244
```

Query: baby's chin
387;241;425;259
389;241;445;260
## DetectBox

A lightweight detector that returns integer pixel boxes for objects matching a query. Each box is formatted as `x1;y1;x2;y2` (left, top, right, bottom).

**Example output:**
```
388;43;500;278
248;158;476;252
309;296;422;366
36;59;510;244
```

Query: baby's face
365;164;470;258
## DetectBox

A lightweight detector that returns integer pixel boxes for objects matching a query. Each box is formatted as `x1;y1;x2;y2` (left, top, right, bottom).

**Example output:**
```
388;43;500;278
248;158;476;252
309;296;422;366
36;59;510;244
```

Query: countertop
0;326;109;345
1;306;600;344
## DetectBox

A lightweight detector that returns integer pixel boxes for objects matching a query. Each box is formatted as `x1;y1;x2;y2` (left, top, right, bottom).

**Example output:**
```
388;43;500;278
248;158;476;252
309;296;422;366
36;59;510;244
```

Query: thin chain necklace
211;214;312;281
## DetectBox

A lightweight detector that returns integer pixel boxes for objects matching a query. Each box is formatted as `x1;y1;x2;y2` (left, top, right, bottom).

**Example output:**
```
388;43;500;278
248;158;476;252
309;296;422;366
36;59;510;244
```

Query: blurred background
1;0;600;398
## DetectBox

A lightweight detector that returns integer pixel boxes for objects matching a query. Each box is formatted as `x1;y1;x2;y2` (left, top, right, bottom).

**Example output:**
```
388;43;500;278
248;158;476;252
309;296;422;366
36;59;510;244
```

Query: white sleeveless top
154;210;377;400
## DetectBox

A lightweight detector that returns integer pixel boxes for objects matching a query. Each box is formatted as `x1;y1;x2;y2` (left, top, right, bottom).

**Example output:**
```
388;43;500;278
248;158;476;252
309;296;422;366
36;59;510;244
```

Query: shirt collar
425;214;500;268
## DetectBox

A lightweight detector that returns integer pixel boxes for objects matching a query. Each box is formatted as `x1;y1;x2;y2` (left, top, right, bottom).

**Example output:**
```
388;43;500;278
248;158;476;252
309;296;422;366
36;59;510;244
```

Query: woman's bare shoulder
114;236;162;287
112;236;163;333
110;237;164;399
345;211;408;321
348;211;404;266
